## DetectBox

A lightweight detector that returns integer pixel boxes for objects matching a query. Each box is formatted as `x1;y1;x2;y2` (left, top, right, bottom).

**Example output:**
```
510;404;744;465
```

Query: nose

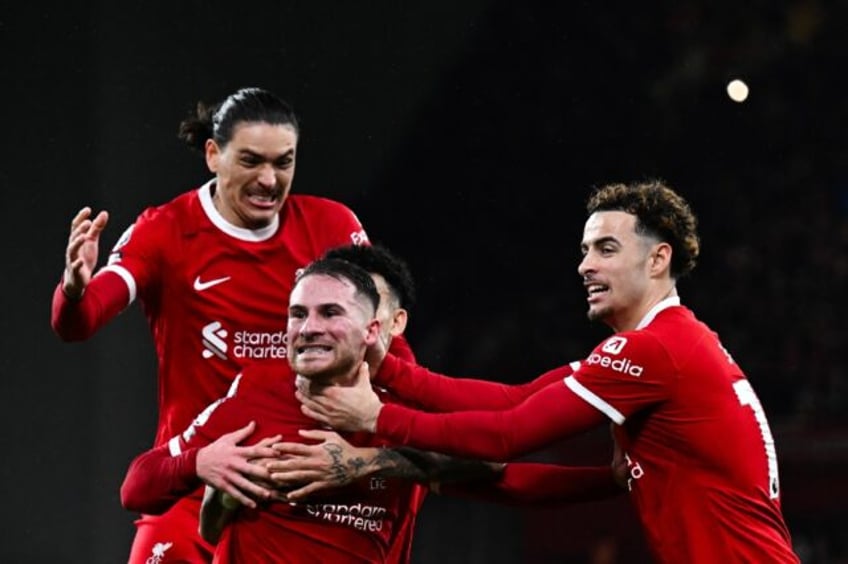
578;252;594;277
257;164;276;188
297;311;324;337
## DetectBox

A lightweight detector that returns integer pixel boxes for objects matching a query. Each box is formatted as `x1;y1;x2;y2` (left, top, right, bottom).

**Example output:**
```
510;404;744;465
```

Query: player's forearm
50;273;129;340
376;355;574;412
441;462;622;506
376;381;606;461
120;444;201;514
388;447;505;484
319;445;431;483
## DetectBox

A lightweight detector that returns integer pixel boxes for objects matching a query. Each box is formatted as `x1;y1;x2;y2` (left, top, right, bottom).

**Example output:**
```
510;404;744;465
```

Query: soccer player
121;257;502;563
51;87;372;563
297;180;801;563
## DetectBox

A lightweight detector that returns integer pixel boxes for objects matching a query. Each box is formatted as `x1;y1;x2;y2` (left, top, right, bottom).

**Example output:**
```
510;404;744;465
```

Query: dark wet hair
321;244;416;311
587;179;700;279
177;87;299;153
294;258;380;314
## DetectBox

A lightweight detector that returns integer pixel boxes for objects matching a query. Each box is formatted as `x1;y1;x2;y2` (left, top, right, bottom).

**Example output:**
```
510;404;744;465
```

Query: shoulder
286;194;361;221
133;188;199;227
585;330;672;377
286;194;353;213
282;195;369;246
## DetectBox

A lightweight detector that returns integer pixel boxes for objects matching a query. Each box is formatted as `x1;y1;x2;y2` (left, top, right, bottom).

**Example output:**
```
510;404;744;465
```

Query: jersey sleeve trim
99;264;137;305
565;375;625;424
168;436;183;456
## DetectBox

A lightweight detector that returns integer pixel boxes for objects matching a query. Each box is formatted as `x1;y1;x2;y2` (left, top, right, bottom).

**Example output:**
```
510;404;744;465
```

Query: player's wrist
61;272;85;301
368;403;384;433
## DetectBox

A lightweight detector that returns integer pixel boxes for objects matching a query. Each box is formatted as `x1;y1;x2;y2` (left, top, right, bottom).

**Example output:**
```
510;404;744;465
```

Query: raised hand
63;206;109;299
195;421;282;508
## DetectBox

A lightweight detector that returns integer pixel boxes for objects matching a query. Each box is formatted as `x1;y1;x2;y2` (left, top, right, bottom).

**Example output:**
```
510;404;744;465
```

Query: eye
240;155;262;167
274;156;294;169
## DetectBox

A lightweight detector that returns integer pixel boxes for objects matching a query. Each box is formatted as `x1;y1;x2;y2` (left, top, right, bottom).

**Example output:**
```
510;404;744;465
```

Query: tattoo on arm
319;442;504;486
375;447;504;483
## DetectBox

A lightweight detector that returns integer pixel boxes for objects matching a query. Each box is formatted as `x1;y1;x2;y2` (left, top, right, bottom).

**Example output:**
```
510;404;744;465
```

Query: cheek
277;169;295;186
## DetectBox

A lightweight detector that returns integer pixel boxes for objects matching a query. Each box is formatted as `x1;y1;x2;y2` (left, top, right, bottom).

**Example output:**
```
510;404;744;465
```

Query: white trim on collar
198;179;280;242
635;295;681;330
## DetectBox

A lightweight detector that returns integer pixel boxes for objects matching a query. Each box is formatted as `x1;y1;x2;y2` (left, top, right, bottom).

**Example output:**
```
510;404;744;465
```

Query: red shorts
127;496;214;563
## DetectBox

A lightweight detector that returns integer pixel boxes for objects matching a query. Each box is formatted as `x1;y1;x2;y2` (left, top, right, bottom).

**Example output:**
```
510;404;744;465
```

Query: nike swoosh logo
193;275;231;291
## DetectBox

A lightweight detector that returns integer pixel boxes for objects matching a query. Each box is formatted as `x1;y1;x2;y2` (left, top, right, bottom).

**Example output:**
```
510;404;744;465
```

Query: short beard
587;305;611;323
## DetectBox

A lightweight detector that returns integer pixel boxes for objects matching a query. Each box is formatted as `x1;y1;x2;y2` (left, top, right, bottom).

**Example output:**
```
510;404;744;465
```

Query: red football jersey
170;360;419;564
376;298;798;563
565;298;797;563
96;181;369;447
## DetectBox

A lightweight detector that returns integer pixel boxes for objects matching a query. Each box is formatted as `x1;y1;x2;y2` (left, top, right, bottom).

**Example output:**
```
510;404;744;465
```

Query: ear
389;309;409;338
205;138;220;173
650;242;673;277
364;318;382;345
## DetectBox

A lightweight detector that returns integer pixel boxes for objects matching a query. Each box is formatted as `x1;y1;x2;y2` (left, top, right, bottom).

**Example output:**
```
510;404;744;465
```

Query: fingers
222;420;256;444
300;404;330;424
270;441;315;457
284;480;331;501
71;207;92;231
218;479;265;509
297;428;339;442
295;391;330;423
254;434;283;448
90;210;109;234
268;468;323;484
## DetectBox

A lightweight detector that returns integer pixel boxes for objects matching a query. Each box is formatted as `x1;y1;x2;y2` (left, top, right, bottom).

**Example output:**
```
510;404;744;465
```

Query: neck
609;284;677;333
295;365;361;395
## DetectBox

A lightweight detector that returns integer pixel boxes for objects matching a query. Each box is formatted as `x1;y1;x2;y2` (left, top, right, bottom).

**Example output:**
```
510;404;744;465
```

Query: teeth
298;345;330;354
588;285;607;294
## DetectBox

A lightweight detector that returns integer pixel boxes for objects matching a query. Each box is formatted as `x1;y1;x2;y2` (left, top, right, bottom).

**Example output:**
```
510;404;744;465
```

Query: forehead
228;122;298;154
290;273;356;306
582;210;638;244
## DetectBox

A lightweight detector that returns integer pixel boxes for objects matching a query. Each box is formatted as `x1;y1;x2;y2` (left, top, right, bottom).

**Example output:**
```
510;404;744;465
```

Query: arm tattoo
320;442;504;485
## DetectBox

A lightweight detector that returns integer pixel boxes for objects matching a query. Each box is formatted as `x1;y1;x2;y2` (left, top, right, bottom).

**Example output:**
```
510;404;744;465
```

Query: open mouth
247;193;280;208
586;284;609;301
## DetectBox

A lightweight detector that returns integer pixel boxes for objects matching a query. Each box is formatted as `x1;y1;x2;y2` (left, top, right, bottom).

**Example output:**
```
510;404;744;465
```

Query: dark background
3;2;847;562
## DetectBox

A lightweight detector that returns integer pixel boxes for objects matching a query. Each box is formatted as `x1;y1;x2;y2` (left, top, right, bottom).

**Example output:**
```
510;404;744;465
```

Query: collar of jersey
199;179;280;242
635;295;682;330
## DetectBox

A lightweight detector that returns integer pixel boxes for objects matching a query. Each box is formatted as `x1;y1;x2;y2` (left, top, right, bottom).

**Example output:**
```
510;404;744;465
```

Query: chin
587;306;611;323
292;360;329;376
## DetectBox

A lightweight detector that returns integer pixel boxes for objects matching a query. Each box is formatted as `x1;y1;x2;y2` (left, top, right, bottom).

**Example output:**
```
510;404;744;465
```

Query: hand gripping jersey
172;360;418;564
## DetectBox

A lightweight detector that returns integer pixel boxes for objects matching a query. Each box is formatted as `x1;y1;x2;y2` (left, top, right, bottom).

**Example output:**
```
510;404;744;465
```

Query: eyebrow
238;147;295;160
581;235;620;250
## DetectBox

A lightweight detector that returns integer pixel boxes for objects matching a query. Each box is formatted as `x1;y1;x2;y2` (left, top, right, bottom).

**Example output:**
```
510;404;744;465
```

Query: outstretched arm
298;370;606;461
264;429;503;501
440;436;629;505
440;462;623;506
372;354;578;412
